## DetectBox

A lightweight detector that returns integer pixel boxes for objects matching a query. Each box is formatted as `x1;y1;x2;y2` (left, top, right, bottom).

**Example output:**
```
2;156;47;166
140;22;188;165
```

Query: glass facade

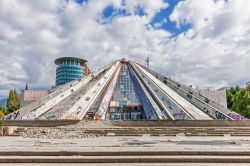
55;60;84;85
109;64;143;120
112;64;141;105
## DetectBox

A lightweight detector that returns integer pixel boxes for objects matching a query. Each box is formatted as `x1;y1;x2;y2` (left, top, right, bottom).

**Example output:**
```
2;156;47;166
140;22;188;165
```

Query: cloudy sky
0;0;249;98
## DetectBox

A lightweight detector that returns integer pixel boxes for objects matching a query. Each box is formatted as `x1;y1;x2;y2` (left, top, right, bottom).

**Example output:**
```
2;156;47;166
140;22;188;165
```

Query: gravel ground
22;128;99;139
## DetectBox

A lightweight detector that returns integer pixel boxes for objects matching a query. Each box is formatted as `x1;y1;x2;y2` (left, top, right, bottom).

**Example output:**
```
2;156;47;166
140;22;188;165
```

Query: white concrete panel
61;61;120;120
142;65;233;120
131;62;176;119
20;63;113;120
129;62;167;120
95;64;122;120
133;62;212;120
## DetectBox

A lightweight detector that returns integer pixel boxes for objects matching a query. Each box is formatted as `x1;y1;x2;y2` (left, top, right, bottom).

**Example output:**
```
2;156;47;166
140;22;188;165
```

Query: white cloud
166;0;250;89
0;0;168;97
0;0;249;98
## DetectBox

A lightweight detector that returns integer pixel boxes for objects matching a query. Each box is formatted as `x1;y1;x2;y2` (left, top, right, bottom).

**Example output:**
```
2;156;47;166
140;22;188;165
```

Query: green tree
2;107;6;115
227;86;241;109
0;103;4;118
7;89;20;113
232;86;250;118
227;85;250;118
0;111;4;118
0;103;7;115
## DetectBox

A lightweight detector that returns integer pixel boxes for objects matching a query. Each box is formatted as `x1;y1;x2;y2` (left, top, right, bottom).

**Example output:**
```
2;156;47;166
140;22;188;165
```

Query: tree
7;89;20;113
0;103;4;118
227;85;250;118
2;107;6;114
227;86;241;109
0;111;4;118
232;86;250;118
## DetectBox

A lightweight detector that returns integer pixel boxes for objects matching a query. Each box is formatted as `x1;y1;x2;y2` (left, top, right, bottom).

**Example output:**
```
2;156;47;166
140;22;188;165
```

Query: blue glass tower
55;57;88;85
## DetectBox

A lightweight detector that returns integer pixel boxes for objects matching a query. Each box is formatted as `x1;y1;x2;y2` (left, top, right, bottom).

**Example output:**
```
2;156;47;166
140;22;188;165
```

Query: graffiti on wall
228;113;247;120
215;111;228;120
21;111;36;120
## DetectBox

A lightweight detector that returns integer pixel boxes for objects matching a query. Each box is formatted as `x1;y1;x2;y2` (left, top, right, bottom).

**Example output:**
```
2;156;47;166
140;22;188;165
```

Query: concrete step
1;151;250;156
1;163;250;166
0;155;250;163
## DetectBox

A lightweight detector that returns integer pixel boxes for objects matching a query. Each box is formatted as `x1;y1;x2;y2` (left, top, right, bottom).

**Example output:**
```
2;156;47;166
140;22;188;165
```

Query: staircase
0;151;250;163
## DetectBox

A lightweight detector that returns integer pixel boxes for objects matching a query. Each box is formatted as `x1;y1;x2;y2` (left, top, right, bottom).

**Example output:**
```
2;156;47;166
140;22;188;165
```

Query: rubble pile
21;120;120;139
22;128;99;139
68;120;120;128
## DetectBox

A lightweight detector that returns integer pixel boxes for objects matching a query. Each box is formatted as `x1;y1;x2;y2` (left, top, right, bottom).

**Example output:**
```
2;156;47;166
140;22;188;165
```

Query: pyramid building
4;59;246;120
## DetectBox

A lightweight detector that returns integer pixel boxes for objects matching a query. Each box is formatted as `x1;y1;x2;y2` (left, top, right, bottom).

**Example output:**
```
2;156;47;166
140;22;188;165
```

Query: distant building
55;57;90;85
199;87;227;108
20;84;49;108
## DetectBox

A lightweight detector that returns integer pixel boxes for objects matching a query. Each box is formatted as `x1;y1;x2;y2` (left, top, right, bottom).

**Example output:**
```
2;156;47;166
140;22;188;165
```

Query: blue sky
149;0;192;36
76;0;189;36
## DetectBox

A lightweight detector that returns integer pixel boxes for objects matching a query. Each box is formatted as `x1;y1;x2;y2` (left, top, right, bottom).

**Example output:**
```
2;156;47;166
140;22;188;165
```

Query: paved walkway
1;135;250;152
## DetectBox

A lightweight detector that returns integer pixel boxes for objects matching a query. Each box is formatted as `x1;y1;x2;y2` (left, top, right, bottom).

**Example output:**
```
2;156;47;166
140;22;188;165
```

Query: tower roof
55;57;88;65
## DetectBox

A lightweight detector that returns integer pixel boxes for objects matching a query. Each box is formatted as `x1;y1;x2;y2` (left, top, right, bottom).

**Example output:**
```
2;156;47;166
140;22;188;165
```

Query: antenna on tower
145;56;149;68
145;45;150;68
25;81;28;90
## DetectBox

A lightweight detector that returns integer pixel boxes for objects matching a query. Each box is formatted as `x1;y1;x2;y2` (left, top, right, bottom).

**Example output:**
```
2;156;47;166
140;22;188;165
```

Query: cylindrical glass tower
55;57;88;85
